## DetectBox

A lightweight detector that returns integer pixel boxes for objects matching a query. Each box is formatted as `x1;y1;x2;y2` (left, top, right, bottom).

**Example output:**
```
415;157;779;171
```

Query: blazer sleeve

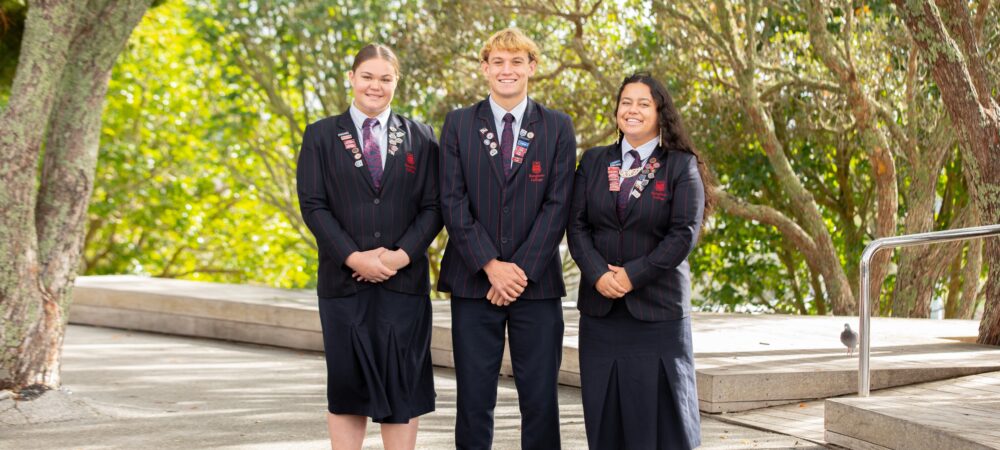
296;123;360;268
394;123;444;261
439;110;501;271
510;114;576;282
567;149;611;287
623;152;705;289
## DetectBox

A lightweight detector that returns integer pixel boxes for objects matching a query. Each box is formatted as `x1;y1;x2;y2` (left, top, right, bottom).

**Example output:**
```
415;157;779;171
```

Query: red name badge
405;152;417;174
652;180;668;201
529;161;544;182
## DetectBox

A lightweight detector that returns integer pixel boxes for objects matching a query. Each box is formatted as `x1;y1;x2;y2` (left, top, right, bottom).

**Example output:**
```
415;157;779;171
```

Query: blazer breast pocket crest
651;180;668;201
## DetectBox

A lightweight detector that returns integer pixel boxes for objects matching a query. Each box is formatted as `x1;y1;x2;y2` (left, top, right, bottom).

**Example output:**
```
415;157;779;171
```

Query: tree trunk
944;246;964;319
959;238;984;319
0;0;153;391
714;0;854;315
809;266;827;315
778;243;807;314
893;161;946;316
805;0;897;316
893;0;1000;344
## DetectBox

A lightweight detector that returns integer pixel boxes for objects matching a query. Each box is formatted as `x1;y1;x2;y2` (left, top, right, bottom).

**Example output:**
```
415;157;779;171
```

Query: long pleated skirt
579;300;701;449
318;286;435;423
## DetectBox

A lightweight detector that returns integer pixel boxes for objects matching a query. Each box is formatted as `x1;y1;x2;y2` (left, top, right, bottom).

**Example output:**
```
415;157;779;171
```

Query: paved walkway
0;325;822;449
74;276;999;414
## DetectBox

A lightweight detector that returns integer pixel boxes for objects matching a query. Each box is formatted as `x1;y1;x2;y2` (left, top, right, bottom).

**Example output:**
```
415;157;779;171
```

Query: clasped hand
347;248;410;282
484;259;528;306
595;264;633;299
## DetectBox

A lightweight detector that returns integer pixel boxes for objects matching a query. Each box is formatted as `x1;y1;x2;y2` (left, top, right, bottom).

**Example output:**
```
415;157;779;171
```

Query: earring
659;129;663;147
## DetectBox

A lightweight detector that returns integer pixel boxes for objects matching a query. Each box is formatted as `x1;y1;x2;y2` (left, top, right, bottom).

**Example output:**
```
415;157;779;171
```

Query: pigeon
841;323;859;356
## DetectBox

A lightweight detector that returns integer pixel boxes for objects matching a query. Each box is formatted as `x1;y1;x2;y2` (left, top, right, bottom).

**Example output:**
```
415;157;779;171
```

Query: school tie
362;118;383;189
500;113;515;178
617;150;642;222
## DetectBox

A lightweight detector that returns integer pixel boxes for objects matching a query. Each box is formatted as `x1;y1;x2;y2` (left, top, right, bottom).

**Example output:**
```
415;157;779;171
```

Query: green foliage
86;1;313;288
0;0;26;102
77;0;995;313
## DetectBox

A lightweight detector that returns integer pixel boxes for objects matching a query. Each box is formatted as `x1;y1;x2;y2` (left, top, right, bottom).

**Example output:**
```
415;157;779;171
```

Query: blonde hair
479;28;540;64
352;43;401;76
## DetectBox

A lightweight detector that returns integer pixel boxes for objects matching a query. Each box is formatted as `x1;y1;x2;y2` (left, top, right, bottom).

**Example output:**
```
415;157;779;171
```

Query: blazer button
502;207;509;214
373;198;381;205
374;232;382;238
501;237;509;244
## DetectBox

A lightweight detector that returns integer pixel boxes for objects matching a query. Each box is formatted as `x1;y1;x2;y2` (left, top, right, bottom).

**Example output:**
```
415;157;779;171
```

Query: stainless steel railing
858;223;1000;396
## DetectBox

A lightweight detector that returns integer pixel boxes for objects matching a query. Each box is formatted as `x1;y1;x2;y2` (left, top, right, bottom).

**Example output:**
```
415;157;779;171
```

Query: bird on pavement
841;323;859;356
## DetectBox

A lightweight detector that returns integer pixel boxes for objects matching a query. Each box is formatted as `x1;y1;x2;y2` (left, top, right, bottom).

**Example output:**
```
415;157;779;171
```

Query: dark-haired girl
296;43;442;450
567;73;714;449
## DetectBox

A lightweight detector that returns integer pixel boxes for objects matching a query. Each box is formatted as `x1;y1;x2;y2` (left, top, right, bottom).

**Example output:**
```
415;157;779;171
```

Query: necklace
619;166;643;179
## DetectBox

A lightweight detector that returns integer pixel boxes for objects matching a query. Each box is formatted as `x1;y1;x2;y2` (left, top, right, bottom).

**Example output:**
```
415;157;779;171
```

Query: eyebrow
490;56;525;62
359;71;393;78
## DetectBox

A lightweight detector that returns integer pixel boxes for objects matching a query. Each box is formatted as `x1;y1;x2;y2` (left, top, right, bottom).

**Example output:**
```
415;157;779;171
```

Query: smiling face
348;57;398;117
481;49;536;107
616;82;659;146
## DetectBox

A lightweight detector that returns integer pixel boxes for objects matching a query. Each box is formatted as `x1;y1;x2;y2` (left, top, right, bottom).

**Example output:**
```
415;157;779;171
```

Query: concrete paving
73;275;999;414
0;325;822;449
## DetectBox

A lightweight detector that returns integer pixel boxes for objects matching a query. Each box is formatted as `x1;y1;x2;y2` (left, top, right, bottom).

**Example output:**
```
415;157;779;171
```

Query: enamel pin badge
339;131;364;169
607;160;622;192
480;127;500;157
630;157;661;198
387;126;406;156
512;129;535;165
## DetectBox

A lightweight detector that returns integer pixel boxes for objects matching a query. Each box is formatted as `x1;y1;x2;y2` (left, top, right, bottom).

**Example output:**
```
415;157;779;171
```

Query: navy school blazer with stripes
296;110;443;298
567;144;705;321
438;97;577;299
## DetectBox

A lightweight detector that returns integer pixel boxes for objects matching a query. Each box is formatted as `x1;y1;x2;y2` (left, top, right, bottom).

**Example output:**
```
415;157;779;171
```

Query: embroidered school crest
529;161;544;183
405;152;417;174
652;180;668;201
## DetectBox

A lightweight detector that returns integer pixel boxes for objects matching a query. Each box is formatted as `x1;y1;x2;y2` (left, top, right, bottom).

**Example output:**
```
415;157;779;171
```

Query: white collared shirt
349;103;392;166
621;136;659;169
488;95;528;168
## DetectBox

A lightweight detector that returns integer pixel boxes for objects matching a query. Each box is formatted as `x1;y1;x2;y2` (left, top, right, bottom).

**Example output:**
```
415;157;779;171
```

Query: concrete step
824;371;1000;449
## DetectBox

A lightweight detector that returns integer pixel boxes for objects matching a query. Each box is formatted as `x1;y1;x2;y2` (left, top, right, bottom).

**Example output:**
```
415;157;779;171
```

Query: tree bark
959;238;984;319
893;0;1000;344
0;0;152;390
805;0;897;315
893;149;953;316
944;245;964;318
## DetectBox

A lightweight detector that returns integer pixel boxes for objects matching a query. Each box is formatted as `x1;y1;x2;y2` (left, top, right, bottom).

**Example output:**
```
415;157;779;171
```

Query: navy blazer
296;110;443;298
567;144;705;321
438;98;576;299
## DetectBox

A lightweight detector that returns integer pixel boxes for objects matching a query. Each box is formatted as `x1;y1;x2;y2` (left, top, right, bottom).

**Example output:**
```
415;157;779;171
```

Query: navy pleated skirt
318;286;435;423
579;300;701;449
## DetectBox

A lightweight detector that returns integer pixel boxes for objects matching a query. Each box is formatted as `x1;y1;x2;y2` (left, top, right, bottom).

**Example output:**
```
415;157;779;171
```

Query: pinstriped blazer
296;110;443;298
567;144;705;321
438;97;576;299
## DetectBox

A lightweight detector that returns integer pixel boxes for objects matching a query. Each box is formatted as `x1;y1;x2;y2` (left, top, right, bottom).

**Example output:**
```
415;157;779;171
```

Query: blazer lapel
336;112;377;194
606;143;623;208
622;145;665;223
507;98;540;181
475;100;505;184
379;113;407;191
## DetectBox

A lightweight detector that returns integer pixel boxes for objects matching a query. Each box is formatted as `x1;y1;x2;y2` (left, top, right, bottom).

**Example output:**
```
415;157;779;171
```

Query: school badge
529;161;544;183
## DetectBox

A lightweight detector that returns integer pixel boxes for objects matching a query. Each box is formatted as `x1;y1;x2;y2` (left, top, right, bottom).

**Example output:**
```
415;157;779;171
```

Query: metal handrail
858;223;1000;396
